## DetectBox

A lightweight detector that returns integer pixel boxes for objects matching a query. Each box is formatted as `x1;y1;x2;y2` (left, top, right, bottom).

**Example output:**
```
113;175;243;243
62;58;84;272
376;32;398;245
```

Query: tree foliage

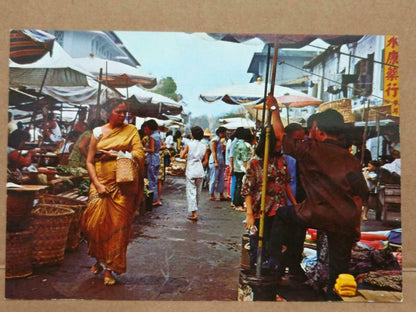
190;115;210;130
151;77;180;102
219;111;246;119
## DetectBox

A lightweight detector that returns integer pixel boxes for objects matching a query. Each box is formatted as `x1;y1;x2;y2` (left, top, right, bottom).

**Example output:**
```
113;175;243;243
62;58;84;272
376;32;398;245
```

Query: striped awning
10;30;55;64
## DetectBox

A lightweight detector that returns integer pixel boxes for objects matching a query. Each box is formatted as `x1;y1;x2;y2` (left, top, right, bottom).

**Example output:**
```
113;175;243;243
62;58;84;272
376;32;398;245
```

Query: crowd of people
7;97;401;296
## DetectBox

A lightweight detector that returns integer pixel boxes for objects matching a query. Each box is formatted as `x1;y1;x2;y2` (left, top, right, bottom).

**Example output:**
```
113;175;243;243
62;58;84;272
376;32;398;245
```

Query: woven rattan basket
318;98;355;123
368;104;392;121
30;204;74;266
7;191;36;232
116;157;138;183
38;195;87;251
6;230;33;279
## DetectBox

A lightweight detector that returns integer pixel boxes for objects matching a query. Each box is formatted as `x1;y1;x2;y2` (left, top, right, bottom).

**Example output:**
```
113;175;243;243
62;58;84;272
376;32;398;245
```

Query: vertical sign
383;35;399;116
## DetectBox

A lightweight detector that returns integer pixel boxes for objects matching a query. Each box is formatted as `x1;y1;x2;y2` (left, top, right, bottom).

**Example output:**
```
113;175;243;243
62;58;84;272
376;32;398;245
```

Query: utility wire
279;60;396;106
266;40;398;68
306;44;398;69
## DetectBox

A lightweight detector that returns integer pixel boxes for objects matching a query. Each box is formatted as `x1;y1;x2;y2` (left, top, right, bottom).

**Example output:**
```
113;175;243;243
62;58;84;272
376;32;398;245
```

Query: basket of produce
166;158;186;176
6;230;33;279
29;204;74;266
38;195;87;251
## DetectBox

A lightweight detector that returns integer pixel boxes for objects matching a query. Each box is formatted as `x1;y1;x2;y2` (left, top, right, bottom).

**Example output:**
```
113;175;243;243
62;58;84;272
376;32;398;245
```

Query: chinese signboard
383;35;399;116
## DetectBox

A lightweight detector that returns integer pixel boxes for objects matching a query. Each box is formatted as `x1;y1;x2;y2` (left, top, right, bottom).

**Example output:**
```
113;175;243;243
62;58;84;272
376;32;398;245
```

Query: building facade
247;40;328;122
303;35;387;121
46;30;140;67
247;36;391;123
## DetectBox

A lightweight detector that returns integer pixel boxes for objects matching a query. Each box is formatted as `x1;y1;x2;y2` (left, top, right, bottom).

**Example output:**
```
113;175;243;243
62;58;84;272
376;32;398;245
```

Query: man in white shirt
165;130;174;148
381;143;401;177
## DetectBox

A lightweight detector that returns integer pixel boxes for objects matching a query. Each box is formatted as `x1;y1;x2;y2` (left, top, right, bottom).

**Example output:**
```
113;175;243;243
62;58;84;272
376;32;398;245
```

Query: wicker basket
38;195;87;251
7;191;36;232
6;230;33;279
318;98;355;123
368;104;392;121
116;157;138;183
29;204;74;266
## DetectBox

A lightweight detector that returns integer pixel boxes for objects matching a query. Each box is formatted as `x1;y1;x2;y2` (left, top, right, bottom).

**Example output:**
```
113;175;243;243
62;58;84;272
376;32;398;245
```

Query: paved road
5;175;400;301
6;175;247;300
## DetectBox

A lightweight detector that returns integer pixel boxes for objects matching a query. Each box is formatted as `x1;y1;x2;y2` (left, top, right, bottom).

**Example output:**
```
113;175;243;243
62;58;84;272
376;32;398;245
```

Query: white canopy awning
218;117;256;130
9;42;94;88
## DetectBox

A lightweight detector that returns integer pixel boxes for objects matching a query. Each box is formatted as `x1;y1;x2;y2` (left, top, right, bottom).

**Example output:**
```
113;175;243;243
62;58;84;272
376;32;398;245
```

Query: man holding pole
266;94;368;300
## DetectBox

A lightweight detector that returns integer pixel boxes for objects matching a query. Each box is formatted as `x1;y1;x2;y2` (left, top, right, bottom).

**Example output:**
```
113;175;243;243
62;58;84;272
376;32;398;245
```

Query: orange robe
82;124;144;274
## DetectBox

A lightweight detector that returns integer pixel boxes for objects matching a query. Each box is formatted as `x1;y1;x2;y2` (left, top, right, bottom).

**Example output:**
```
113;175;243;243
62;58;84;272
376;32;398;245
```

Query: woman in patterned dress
241;128;296;270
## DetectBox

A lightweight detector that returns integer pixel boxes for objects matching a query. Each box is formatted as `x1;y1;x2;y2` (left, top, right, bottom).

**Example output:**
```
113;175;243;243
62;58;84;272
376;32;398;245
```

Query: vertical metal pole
361;100;370;166
376;113;381;160
256;37;279;279
256;125;271;278
261;45;272;128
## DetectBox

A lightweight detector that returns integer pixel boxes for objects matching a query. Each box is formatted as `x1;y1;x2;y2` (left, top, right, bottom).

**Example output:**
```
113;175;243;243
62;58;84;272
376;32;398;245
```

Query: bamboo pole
256;37;279;279
361;99;370;166
261;45;272;128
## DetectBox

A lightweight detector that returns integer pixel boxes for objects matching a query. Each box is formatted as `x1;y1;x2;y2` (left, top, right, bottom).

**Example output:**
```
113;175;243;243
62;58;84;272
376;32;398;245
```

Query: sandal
187;215;198;221
104;276;116;286
91;263;103;275
234;206;246;212
104;270;116;286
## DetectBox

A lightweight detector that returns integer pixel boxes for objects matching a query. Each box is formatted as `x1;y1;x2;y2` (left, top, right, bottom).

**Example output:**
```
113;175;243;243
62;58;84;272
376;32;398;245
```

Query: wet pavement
5;175;401;301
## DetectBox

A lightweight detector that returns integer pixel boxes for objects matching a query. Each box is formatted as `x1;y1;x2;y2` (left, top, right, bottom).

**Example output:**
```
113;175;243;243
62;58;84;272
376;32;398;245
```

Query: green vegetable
56;165;88;177
78;178;91;196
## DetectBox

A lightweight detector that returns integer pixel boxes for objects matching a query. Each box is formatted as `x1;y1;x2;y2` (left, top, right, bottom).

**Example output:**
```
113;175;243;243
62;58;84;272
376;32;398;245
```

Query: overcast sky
115;31;264;117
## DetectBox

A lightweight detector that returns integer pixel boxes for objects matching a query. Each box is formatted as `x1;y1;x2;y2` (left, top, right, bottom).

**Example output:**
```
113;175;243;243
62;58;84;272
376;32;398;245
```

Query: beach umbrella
253;93;322;123
218;117;256;130
200;80;308;105
74;56;157;90
10;29;55;64
135;116;184;129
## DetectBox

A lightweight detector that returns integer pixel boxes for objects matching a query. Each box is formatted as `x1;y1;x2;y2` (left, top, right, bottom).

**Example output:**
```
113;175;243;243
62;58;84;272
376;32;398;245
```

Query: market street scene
5;30;402;302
